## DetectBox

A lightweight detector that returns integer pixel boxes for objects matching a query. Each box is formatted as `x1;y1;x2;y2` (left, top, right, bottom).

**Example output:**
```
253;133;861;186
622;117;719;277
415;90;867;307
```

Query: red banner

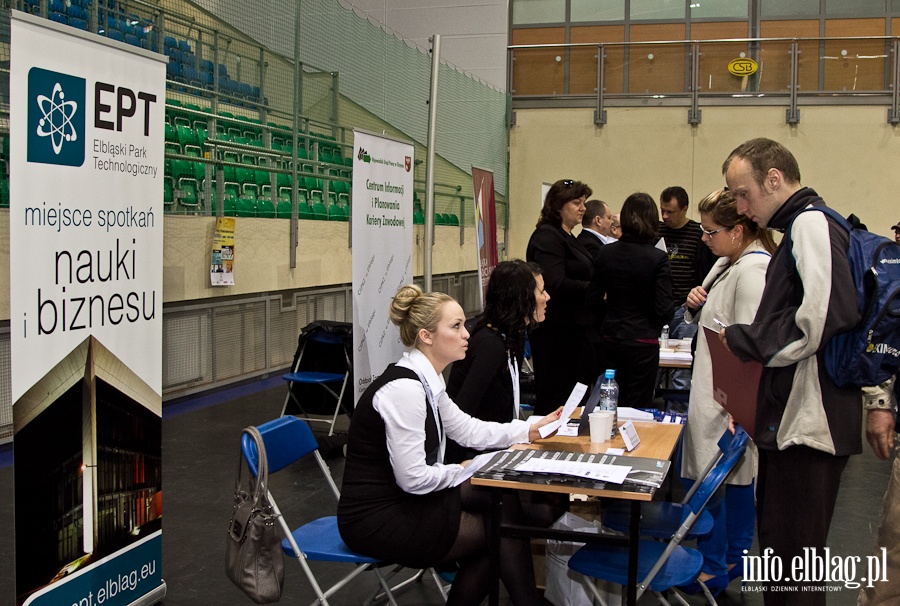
472;167;499;308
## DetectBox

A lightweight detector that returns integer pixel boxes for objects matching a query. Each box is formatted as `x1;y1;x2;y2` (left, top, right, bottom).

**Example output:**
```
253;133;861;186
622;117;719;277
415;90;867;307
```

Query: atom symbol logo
36;82;78;155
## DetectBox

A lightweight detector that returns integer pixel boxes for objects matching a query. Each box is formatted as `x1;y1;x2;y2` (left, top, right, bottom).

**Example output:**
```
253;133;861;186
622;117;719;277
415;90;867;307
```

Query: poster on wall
211;217;235;286
472;167;498;308
351;129;414;402
9;12;166;606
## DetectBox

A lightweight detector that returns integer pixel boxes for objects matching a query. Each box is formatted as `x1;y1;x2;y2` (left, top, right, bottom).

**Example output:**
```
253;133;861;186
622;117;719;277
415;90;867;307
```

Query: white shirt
372;349;531;495
583;227;617;244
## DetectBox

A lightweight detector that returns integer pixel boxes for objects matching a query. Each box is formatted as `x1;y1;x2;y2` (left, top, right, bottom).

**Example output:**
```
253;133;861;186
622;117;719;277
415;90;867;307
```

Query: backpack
787;204;900;387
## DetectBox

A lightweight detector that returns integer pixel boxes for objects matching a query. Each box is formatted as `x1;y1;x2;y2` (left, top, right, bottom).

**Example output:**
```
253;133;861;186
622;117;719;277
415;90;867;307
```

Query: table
471;421;683;606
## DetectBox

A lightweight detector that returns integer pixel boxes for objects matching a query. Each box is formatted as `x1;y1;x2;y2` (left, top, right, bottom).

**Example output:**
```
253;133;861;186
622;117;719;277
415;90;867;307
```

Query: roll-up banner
351;130;414;400
471;167;498;308
9;12;166;606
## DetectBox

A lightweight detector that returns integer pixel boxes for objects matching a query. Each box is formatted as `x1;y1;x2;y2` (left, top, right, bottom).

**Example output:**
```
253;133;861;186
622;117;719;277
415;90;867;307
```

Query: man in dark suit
577;199;614;366
577;199;615;262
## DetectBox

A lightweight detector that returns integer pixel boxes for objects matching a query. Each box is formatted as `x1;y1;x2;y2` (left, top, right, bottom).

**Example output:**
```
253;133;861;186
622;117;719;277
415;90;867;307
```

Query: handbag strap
234;425;270;508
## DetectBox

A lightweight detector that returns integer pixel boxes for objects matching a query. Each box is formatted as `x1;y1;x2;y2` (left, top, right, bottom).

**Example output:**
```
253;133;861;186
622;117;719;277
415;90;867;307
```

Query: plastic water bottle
598;369;619;438
660;324;670;349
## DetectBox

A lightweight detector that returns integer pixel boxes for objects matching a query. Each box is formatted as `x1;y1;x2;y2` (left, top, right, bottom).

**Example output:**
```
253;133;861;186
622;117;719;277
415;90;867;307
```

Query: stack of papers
617;407;655;421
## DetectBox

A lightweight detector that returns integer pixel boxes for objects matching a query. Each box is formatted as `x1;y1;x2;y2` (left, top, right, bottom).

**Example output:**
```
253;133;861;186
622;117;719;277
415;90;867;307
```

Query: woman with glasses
680;188;776;594
592;192;675;409
525;179;597;415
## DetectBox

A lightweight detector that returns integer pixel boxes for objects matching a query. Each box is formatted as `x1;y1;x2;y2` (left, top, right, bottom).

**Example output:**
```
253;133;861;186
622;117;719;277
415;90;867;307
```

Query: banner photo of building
472;167;498;308
9;12;166;606
211;217;235;286
351;130;413;401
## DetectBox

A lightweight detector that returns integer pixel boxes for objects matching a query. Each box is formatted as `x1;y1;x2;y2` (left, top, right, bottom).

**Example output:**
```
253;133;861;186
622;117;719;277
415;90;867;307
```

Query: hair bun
389;284;424;326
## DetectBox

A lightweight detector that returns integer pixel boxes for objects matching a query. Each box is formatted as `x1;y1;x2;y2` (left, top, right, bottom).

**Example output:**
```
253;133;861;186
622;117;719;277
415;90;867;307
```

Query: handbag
225;426;285;603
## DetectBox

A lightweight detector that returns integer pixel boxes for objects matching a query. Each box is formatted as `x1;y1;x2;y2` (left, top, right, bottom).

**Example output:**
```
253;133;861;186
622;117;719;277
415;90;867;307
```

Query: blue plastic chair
568;426;749;606
281;323;352;436
242;417;447;605
601;428;747;540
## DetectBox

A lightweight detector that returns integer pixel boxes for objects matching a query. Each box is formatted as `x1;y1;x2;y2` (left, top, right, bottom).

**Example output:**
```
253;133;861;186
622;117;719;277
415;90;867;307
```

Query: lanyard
410;365;445;461
508;352;520;420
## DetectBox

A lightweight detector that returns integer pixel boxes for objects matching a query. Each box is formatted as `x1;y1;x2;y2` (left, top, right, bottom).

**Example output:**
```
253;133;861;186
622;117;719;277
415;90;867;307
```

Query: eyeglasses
700;225;729;237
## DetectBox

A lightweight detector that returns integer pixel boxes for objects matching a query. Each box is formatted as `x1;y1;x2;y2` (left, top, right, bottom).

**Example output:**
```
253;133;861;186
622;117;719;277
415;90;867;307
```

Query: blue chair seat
283;371;346;384
286;516;380;564
603;501;714;540
569;540;703;592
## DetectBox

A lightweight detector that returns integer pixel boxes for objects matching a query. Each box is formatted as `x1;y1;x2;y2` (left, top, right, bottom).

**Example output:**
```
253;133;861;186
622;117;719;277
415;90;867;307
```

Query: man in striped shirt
658;186;710;396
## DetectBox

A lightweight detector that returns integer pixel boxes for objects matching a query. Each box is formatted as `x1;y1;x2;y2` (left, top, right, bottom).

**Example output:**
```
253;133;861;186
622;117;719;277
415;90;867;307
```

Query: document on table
538;382;588;438
452;451;501;487
515;457;631;484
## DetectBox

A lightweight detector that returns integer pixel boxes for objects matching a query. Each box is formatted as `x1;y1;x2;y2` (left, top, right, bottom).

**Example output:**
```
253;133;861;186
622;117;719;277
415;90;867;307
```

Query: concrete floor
0;381;891;605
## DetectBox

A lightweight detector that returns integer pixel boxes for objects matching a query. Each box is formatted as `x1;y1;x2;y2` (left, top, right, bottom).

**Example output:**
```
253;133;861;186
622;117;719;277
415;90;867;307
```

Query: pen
713;318;728;329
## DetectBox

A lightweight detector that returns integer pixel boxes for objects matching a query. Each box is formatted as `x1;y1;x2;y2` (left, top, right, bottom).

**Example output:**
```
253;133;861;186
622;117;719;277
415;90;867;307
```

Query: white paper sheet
516;458;631;484
538;382;588;438
452;451;502;487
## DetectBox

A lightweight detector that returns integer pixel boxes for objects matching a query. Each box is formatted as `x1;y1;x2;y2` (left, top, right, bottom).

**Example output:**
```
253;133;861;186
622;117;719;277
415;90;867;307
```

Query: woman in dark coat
525;179;597;414
446;259;549;463
593;192;675;409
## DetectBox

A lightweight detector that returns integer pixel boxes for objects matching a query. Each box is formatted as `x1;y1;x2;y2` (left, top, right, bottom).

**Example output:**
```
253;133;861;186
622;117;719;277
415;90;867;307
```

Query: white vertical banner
352;130;414;401
10;13;166;606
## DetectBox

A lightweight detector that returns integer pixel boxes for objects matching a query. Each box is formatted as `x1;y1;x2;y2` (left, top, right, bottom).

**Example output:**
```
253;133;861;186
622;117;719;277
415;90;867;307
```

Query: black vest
339;363;442;516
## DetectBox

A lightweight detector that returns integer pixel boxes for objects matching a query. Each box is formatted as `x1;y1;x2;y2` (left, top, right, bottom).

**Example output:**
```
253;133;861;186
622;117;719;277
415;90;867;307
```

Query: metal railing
509;36;900;125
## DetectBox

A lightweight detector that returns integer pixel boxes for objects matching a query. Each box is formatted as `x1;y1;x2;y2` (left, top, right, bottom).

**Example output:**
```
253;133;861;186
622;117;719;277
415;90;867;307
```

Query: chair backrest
242;416;319;476
686;426;749;515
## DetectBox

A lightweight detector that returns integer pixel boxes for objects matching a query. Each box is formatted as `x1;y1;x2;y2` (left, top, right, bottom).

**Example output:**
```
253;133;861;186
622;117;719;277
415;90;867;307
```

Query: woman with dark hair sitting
526;179;597;415
445;259;549;463
593;192;675;409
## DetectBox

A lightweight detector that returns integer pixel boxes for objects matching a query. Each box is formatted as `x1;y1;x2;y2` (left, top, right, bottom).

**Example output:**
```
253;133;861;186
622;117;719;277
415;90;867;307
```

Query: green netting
190;0;510;223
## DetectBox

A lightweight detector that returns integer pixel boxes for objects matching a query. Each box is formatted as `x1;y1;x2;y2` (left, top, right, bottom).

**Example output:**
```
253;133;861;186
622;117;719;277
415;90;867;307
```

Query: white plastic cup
589;411;614;443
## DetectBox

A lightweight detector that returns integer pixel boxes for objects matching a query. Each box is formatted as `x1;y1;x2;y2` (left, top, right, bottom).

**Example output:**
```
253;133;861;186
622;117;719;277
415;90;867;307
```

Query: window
571;0;625;22
512;0;566;25
631;0;686;21
689;0;748;20
760;0;819;18
827;0;885;18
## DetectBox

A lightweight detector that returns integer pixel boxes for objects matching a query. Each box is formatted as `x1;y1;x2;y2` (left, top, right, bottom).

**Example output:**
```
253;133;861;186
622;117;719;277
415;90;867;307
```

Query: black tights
440;483;566;606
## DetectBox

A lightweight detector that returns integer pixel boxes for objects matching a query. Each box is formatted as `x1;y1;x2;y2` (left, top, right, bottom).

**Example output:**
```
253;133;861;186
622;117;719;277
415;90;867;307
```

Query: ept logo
28;67;85;166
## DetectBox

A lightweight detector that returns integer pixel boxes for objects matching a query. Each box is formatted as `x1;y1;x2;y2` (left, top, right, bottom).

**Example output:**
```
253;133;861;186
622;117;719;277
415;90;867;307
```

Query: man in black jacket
721;138;861;605
577;199;615;261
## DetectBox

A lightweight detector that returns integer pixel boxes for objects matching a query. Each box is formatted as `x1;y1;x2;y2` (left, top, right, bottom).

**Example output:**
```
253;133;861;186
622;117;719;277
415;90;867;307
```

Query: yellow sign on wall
728;57;758;76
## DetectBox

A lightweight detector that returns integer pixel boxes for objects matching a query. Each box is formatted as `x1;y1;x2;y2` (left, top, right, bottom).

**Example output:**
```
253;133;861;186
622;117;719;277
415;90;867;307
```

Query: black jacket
576;229;605;262
526;223;595;327
593;234;675;340
725;187;861;454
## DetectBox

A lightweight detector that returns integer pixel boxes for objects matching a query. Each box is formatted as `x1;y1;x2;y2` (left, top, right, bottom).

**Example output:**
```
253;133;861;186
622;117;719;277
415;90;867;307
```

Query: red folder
703;326;763;441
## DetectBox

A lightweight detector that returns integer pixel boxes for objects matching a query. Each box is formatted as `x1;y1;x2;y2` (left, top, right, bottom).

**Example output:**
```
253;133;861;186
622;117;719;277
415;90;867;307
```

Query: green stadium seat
178;182;200;212
164;179;174;209
275;200;292;218
413;210;425;225
329;204;349;222
177;125;198;148
236;197;256;217
224;182;241;200
298;202;314;220
311;201;328;220
448;214;460;226
256;199;276;218
236;166;255;186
